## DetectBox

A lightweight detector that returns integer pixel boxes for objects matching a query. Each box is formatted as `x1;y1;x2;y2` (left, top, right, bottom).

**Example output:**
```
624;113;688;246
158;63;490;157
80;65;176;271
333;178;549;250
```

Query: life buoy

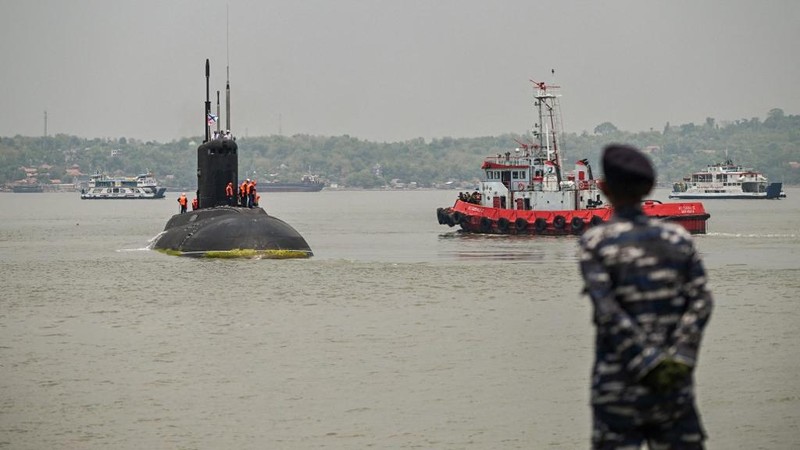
590;215;603;226
497;217;510;232
534;217;547;233
570;216;585;233
515;218;528;232
517;182;525;191
578;180;589;190
480;217;493;232
553;215;566;229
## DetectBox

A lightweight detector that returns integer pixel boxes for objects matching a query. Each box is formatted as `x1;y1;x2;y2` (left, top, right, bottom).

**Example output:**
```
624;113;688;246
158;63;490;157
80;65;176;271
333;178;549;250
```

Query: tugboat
151;59;313;258
669;159;785;199
436;81;710;235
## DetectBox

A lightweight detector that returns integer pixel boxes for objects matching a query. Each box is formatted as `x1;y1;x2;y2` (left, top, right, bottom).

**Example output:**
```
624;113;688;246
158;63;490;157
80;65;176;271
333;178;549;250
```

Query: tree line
1;108;798;188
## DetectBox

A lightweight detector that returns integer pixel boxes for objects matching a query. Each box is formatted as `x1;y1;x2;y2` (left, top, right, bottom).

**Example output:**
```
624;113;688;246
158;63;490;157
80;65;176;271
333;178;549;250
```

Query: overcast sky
1;0;798;142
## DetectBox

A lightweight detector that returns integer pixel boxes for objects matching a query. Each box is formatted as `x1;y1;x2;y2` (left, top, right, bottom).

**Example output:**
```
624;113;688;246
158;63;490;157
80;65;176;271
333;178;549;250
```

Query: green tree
593;122;618;135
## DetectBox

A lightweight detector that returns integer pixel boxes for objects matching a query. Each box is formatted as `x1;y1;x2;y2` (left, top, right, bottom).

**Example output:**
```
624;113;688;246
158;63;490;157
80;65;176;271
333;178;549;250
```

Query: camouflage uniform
579;206;713;449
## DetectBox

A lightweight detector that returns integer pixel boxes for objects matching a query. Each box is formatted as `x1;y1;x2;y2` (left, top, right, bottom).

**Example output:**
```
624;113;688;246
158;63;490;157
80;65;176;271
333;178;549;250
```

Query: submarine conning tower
197;139;237;208
197;58;238;209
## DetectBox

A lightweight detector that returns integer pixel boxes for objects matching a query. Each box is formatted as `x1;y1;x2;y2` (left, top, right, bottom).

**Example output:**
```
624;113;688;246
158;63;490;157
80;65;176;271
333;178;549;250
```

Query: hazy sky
1;0;798;143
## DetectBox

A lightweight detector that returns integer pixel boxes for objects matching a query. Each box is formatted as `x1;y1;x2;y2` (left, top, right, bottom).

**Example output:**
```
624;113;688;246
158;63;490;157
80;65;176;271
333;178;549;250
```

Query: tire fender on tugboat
553;215;566;230
515;218;528;232
437;208;446;225
452;211;464;224
534;217;547;233
570;216;584;233
590;215;604;227
497;217;510;232
480;217;493;232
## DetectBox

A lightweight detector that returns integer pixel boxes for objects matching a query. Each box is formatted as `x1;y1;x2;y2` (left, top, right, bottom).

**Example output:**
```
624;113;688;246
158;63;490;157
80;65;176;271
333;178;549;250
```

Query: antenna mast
204;59;211;143
216;91;221;133
225;5;231;133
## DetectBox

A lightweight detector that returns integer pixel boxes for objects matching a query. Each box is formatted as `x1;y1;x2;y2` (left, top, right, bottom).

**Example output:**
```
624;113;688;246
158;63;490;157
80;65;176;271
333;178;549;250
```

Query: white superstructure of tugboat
669;159;785;199
437;80;710;235
80;172;167;199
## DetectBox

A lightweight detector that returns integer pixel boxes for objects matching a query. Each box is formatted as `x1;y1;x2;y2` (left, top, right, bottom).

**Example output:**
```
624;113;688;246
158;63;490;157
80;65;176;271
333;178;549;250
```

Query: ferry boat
80;172;167;199
669;159;785;199
436;81;710;235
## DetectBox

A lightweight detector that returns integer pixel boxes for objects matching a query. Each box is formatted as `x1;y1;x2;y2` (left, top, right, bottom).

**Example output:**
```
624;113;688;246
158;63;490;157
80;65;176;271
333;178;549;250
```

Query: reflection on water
437;230;579;262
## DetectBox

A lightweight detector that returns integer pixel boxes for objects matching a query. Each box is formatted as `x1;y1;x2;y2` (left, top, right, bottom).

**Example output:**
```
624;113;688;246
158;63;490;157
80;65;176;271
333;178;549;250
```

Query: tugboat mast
531;80;564;185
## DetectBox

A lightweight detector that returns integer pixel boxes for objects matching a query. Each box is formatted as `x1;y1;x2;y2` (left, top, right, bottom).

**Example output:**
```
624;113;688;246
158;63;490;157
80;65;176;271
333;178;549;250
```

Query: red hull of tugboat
437;200;709;235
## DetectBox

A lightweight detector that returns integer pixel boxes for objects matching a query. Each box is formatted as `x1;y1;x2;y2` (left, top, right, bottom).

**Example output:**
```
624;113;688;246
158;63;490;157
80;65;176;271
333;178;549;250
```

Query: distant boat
12;183;44;193
669;159;785;200
80;172;166;199
259;174;324;192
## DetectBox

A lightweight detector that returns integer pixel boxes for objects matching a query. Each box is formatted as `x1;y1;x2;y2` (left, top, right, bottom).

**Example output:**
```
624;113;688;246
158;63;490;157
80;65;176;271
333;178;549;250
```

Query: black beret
602;144;655;185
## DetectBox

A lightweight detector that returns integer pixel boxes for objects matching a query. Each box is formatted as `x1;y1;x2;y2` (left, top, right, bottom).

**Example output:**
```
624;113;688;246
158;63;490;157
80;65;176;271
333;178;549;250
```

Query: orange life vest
178;195;187;206
225;183;234;197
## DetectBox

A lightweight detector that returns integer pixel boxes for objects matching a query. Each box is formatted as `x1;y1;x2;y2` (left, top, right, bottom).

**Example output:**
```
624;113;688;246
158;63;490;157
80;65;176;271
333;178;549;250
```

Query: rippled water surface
1;188;798;449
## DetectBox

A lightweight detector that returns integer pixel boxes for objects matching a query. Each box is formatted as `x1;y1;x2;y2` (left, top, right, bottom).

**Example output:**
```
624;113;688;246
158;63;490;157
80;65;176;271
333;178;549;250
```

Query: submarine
151;59;313;258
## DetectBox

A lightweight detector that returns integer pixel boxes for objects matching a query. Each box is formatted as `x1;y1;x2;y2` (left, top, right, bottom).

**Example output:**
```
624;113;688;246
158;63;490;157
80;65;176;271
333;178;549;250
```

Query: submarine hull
152;206;313;258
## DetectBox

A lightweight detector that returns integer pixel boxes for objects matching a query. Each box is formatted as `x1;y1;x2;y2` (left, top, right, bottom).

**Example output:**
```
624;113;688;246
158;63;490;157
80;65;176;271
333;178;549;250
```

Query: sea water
0;188;798;449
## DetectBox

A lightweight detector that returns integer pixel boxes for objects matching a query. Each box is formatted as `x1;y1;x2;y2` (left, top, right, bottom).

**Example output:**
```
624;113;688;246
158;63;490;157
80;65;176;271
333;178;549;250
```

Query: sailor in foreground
579;144;713;449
